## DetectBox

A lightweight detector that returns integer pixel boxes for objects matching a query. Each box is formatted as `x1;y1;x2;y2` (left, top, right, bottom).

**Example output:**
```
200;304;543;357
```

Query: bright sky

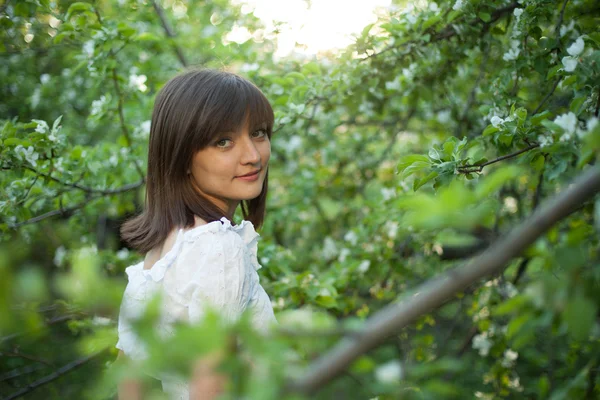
228;0;392;57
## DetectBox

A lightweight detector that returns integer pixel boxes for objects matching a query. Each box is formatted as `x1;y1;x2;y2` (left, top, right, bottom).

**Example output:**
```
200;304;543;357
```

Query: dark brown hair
121;69;274;253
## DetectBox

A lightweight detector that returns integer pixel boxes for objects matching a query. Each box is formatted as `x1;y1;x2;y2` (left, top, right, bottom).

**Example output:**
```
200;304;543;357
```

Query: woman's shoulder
174;217;261;270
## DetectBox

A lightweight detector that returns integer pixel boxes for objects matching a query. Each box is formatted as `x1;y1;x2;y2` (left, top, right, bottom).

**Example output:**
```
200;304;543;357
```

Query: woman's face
189;121;270;216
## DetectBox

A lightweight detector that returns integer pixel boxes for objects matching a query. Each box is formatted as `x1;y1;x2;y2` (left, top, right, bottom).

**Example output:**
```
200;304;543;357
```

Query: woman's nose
240;137;260;164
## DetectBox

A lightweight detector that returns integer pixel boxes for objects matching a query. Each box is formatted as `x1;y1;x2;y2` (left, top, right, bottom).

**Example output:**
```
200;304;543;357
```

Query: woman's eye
216;138;232;148
252;129;267;139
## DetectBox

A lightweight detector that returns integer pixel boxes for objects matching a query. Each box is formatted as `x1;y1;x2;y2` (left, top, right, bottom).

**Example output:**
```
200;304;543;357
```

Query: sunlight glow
231;0;392;57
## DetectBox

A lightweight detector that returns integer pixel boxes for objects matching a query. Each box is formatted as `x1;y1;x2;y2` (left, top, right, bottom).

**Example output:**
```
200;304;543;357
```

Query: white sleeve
176;231;253;325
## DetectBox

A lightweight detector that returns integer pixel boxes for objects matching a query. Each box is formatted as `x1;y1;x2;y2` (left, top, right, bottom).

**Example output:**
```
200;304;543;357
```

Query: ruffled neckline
125;217;261;283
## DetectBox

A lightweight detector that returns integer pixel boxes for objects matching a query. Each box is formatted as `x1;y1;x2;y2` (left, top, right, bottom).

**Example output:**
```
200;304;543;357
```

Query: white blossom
381;187;395;201
452;0;465;11
513;8;523;18
437;110;451;123
90;95;107;116
375;360;403;383
554;112;578;137
502;349;519;367
429;2;439;12
385;77;401;91
54;246;67;267
567;37;585;57
322;237;338;259
503;40;521;61
116;248;129;260
490;115;504;128
33;119;49;134
344;231;358;245
82;40;95;57
338;248;351;262
14;145;39;167
537;134;554;148
508;375;522;391
129;73;148;92
92;316;112;326
560;20;575;37
472;332;492;356
561;56;578;72
358;260;371;273
385;221;399;239
40;74;50;84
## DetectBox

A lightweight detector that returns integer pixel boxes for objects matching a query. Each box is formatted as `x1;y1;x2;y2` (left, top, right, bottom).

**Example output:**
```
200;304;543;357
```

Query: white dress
115;217;276;399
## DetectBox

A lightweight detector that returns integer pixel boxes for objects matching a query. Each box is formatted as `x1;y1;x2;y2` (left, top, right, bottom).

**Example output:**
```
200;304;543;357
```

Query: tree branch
2;349;106;400
7;177;141;229
531;77;561;116
554;0;570;40
111;68;146;180
365;2;518;60
457;144;540;174
21;166;144;195
151;0;188;67
287;166;600;395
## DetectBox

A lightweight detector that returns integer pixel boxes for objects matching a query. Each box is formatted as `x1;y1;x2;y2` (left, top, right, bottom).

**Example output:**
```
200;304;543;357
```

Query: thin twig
0;351;54;367
111;68;146;179
595;86;600;118
532;78;562;116
21;166;144;195
0;364;46;383
0;315;76;343
365;2;518;60
457;144;540;174
151;0;188;67
554;0;570;40
2;349;106;400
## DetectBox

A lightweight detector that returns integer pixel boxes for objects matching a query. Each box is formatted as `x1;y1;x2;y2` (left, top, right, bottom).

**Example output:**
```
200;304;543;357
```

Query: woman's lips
236;170;260;181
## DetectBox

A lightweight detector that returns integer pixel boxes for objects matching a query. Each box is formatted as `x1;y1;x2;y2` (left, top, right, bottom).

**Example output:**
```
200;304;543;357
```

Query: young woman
115;69;277;399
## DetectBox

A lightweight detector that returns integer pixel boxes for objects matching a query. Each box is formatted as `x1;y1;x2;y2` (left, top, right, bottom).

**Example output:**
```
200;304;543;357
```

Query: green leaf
475;166;521;198
478;12;491;22
65;2;93;20
423;15;441;30
134;32;161;42
531;153;545;172
482;125;499;136
570;97;586;115
285;72;305;81
413;171;438;191
541;119;563;133
530;110;553;125
563;295;596;341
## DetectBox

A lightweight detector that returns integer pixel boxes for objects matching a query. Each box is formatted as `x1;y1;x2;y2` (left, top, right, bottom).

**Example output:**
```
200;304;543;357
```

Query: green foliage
1;0;600;398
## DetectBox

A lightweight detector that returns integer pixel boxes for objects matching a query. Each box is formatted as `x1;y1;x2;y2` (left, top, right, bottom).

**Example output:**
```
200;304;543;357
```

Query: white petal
561;56;578;72
567;37;584;57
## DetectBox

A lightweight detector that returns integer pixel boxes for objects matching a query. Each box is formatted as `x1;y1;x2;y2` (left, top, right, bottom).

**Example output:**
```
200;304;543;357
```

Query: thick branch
457;144;540;173
288;166;600;395
3;349;106;400
151;0;188;67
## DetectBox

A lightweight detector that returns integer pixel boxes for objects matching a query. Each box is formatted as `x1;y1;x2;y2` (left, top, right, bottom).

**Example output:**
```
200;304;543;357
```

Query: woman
115;69;277;399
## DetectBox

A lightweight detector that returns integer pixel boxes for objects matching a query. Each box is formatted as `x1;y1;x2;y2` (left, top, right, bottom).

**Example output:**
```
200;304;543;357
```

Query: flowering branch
456;144;540;174
288;166;600;395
